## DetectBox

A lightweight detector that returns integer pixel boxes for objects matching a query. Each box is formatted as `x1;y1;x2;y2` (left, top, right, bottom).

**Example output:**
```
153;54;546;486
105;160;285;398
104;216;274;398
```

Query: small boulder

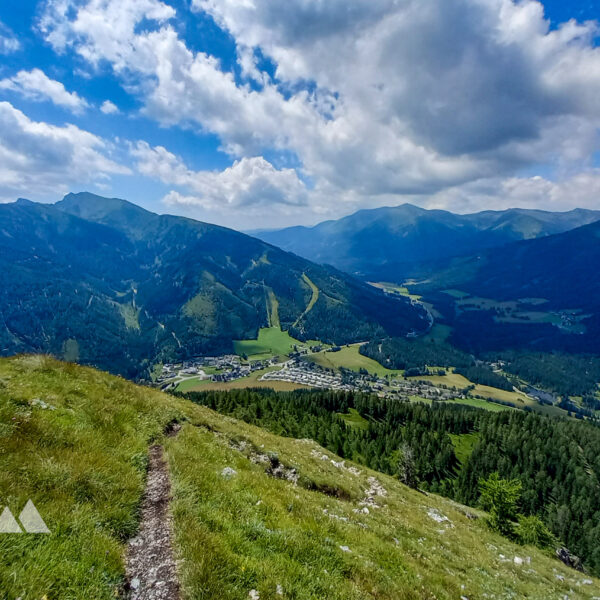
556;547;584;572
221;467;238;479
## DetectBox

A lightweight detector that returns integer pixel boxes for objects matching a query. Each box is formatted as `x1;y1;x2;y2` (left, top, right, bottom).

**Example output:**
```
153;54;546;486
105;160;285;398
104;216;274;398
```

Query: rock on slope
0;355;597;599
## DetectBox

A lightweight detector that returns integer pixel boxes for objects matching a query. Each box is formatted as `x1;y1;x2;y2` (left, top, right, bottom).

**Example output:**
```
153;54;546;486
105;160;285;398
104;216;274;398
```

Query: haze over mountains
256;204;600;280
0;193;426;377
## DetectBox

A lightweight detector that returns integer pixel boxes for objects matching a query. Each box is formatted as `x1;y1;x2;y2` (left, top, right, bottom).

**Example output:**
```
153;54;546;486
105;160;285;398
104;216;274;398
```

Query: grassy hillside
0;356;597;599
233;327;304;360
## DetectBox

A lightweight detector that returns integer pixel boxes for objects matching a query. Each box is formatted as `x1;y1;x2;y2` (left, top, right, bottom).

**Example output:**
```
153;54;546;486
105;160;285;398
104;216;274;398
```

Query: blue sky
0;0;599;229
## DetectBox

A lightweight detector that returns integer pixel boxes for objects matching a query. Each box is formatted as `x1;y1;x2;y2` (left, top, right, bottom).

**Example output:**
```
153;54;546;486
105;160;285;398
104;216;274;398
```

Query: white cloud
131;141;307;211
37;0;600;222
426;171;600;215
0;69;89;113
0;20;20;54
100;99;119;114
0;101;129;202
39;0;175;71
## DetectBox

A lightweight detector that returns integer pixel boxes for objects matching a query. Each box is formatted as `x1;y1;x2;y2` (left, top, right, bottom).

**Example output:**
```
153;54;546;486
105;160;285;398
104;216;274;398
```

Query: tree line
181;388;600;574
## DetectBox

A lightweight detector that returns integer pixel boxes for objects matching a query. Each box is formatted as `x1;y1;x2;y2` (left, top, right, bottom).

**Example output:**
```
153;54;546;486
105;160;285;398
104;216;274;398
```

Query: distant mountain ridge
416;219;600;310
0;193;427;377
411;220;600;354
256;204;600;279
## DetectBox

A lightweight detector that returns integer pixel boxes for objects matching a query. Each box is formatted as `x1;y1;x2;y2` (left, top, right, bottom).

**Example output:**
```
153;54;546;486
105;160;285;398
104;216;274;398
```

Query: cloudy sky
0;0;599;229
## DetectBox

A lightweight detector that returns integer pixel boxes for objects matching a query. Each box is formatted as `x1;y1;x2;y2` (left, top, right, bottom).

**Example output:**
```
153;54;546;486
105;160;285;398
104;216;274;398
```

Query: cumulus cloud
36;0;600;221
100;99;119;114
0;20;20;54
131;141;307;211
0;101;129;202
194;0;600;157
0;69;89;113
427;171;600;214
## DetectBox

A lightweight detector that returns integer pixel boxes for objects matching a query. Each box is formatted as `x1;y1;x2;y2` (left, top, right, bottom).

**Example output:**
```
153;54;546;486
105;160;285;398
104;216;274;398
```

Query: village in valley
151;336;519;410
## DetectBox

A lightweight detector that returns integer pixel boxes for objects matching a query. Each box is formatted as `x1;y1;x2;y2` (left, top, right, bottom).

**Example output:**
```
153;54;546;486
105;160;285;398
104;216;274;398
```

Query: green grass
175;376;210;393
407;395;433;405
444;397;514;412
266;289;280;328
293;273;320;327
0;356;598;598
177;367;311;392
450;432;480;465
118;303;140;330
409;371;532;406
234;327;302;360
422;323;452;343
443;289;470;299
0;355;184;600
302;273;319;313
338;408;369;429
309;345;404;377
167;407;599;599
368;282;422;301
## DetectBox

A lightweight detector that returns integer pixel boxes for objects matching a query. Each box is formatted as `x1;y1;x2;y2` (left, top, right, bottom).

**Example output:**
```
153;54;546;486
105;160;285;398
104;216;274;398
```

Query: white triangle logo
19;500;50;534
0;507;23;533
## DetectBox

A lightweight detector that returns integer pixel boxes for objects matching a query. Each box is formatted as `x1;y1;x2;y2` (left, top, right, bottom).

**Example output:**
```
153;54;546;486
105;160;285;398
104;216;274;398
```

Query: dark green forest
500;352;600;398
454;365;513;391
360;337;473;369
182;388;600;575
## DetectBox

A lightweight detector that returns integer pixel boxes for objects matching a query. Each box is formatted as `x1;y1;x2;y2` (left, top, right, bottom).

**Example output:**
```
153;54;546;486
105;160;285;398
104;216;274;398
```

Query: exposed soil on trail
125;445;180;600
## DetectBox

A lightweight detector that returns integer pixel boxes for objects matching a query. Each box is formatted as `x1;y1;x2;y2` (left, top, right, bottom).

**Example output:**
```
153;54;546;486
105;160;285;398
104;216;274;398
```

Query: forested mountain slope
256;204;600;279
410;220;600;353
0;193;427;377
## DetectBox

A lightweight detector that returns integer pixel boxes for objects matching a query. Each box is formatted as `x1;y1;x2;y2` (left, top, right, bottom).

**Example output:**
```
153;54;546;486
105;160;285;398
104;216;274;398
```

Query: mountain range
256;204;600;280
0;193;426;377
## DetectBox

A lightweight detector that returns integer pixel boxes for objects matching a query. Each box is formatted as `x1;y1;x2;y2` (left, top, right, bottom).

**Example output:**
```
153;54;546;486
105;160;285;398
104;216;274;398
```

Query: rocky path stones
125;444;180;600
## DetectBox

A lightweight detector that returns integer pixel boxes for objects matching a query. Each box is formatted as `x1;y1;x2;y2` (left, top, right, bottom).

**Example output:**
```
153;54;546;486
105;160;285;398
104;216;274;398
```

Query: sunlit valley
1;0;600;598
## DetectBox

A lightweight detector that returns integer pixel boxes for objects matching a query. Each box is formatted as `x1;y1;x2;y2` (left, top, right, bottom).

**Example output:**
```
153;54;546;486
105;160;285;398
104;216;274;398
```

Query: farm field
234;327;303;360
446;397;513;412
309;344;404;377
369;281;422;301
443;289;470;299
408;371;530;404
234;326;326;361
176;367;312;393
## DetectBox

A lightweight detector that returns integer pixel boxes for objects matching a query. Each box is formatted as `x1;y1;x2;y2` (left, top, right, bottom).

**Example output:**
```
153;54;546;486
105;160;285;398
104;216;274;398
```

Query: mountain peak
56;192;157;239
57;191;152;218
15;197;34;205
